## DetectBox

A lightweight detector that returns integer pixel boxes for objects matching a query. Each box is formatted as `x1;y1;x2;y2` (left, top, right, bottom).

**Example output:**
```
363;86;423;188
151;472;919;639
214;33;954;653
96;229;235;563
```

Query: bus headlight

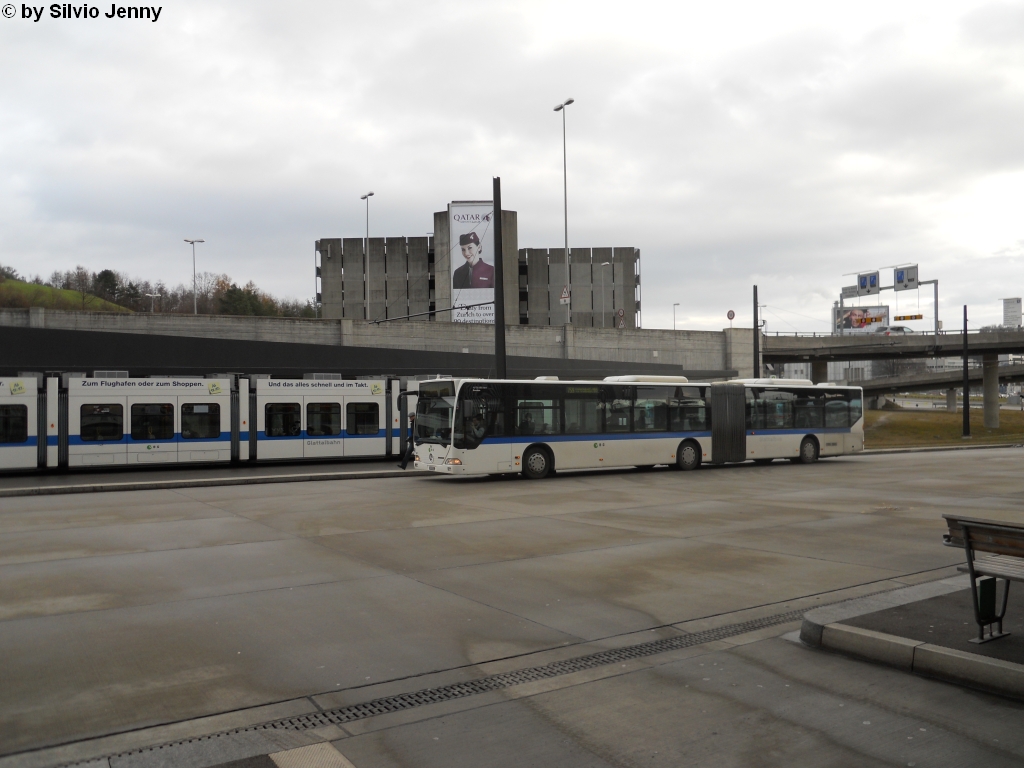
445;458;462;465
413;454;420;462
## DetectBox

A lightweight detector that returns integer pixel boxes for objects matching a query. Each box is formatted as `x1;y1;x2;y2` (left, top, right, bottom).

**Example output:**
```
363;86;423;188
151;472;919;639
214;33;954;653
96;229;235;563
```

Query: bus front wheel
794;437;819;464
676;441;701;471
522;446;551;480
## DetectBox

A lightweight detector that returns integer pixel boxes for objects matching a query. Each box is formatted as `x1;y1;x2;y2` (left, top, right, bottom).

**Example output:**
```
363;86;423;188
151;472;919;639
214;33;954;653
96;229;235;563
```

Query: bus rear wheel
676;441;700;471
522;446;551;479
794;437;819;464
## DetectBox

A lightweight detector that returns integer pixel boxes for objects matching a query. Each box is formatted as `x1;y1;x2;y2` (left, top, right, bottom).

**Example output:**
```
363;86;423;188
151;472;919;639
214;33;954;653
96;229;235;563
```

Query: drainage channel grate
82;607;806;765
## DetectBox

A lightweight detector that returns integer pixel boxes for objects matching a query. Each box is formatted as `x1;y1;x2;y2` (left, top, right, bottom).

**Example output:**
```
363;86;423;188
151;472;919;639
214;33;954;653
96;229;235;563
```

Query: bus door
710;383;745;464
178;386;231;463
258;396;304;460
303;397;345;458
343;396;385;456
461;383;512;471
0;378;38;471
69;390;128;466
126;394;177;463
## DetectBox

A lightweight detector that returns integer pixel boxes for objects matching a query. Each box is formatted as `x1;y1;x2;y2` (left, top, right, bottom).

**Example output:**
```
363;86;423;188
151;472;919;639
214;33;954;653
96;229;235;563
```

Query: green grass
865;408;1024;449
0;279;130;312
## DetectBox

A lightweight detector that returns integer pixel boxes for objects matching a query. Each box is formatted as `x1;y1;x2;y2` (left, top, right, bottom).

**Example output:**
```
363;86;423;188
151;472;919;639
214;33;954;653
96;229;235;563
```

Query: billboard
448;201;495;324
1004;298;1022;328
834;305;888;334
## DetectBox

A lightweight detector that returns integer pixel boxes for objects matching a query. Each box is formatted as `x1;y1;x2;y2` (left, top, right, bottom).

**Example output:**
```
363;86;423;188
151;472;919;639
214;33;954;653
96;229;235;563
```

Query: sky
1;0;1022;331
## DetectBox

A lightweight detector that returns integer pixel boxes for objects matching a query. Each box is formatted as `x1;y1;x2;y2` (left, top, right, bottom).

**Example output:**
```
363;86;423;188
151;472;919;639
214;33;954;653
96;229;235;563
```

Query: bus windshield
415;382;455;446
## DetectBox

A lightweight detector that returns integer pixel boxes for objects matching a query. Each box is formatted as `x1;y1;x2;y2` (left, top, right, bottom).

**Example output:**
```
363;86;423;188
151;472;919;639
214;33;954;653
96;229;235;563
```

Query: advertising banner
449;202;495;324
834;305;889;334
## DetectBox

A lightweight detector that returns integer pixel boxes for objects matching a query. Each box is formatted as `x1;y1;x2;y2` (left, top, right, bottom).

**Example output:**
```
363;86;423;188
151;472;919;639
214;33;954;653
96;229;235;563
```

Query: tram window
347;402;380;435
307;402;342;436
634;387;670;432
0;405;28;444
564;386;600;434
182;403;221;439
130;404;174;440
80;404;123;442
670;386;708;431
602;386;632;433
265;403;301;437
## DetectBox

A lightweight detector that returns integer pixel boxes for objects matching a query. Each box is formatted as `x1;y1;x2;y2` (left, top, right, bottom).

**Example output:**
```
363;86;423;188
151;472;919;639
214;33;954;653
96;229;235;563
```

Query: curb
801;577;1024;702
862;443;1024;456
4;443;1020;498
0;469;422;498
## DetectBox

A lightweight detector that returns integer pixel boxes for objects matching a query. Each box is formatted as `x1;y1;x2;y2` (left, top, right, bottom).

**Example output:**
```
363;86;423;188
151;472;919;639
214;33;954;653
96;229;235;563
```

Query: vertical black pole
492;177;507;379
752;285;760;379
962;305;970;437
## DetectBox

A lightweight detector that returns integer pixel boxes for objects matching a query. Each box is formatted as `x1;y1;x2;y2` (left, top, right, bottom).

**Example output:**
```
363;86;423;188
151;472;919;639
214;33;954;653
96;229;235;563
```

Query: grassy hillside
0;279;130;313
864;408;1024;449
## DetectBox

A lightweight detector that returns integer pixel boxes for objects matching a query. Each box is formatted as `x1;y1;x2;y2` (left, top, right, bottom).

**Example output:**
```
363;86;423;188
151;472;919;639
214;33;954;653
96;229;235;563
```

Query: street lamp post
553;97;574;325
184;239;204;315
361;192;374;321
600;261;610;328
145;292;159;313
673;303;680;331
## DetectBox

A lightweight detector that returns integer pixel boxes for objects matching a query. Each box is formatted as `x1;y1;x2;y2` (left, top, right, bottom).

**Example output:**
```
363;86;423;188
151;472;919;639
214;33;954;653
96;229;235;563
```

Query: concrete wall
0;308;740;375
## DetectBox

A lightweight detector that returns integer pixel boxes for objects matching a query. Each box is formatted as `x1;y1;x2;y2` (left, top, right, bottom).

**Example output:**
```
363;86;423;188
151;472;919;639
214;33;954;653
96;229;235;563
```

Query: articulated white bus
413;376;863;478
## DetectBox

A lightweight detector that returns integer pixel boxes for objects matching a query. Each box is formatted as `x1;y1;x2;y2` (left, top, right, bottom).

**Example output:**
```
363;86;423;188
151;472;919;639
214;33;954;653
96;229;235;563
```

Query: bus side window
824;395;850;428
564;387;600;434
670;386;707;431
849;395;863;424
517;400;559;435
634;387;671;431
793;393;824;428
759;390;795;430
602;386;632;433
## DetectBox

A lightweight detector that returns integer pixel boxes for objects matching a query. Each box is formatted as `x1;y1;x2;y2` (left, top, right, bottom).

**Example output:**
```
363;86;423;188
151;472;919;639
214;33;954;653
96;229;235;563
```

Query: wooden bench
943;513;1024;643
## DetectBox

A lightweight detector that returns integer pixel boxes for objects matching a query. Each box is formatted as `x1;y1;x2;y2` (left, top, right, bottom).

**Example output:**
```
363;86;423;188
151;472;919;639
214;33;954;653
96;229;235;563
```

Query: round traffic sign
617;308;625;318
727;310;735;320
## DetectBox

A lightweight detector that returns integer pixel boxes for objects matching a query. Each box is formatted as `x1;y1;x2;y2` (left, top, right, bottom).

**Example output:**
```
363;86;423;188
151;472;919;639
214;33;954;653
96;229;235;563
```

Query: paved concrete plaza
1;448;1023;767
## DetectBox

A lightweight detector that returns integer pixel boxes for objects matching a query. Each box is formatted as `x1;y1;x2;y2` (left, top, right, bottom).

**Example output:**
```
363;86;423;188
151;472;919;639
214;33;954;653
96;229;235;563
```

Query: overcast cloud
2;0;1023;331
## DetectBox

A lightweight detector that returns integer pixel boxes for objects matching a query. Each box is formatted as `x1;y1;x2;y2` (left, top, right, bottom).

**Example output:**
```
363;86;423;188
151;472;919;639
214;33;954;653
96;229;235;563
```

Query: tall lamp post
361;192;374;320
553;97;574;324
600;261;611;327
184;239;204;314
673;302;680;331
145;292;159;313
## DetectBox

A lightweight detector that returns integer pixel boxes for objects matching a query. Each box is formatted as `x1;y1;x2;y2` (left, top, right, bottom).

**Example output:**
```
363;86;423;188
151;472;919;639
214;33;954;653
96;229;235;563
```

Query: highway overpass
762;329;1024;364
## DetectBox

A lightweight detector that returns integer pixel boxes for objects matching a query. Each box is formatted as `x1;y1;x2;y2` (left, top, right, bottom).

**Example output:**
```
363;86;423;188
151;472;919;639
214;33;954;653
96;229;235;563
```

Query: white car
874;325;914;335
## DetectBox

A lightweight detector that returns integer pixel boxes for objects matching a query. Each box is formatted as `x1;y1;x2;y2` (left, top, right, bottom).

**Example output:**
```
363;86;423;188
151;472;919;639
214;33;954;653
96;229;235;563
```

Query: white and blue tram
413;376;864;478
0;374;406;472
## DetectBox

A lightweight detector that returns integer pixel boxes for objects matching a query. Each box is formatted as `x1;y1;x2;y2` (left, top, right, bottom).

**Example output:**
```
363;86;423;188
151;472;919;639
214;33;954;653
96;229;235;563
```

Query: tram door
710;383;746;464
343;395;385;456
302;397;345;459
